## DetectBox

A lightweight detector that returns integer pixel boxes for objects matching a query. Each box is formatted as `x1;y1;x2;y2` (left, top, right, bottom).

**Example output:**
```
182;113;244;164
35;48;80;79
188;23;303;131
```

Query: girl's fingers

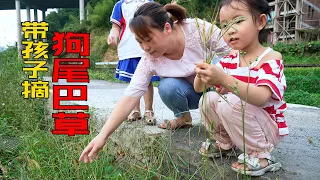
194;62;210;69
196;68;211;77
218;87;228;94
194;68;204;74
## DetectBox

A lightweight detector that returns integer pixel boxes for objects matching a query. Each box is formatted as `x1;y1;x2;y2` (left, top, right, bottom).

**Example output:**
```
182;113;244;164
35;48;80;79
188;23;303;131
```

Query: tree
88;0;114;29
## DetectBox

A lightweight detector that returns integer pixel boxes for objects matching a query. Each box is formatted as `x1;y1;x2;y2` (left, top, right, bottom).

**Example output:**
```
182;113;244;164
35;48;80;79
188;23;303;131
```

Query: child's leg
143;83;154;116
199;91;234;150
127;99;141;121
115;57;142;121
133;99;141;112
217;93;282;158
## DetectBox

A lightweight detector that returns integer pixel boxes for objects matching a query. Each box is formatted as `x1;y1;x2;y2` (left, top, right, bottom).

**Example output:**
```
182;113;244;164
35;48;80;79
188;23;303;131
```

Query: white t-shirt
110;0;153;60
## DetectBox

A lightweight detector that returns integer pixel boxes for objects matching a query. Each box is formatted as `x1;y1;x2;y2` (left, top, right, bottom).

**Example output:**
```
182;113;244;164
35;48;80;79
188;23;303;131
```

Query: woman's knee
158;78;186;98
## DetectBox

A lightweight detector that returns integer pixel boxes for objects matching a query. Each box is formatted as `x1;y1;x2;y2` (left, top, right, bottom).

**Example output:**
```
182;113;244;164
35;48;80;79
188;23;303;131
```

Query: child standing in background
194;0;287;176
108;0;159;124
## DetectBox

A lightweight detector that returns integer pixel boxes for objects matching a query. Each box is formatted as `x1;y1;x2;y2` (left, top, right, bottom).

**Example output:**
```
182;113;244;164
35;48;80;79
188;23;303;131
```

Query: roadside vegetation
0;0;319;179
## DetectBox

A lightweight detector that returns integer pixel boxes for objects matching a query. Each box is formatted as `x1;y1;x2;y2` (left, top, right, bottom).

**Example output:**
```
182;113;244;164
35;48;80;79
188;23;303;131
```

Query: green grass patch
285;90;320;108
8;129;126;179
88;68;122;83
0;48;122;179
0;47;48;136
283;54;320;65
284;67;320;107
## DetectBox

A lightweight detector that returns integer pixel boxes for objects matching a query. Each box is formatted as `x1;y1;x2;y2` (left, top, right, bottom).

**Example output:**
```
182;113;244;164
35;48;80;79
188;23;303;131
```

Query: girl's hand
79;133;107;163
194;62;227;85
217;87;228;94
107;33;118;46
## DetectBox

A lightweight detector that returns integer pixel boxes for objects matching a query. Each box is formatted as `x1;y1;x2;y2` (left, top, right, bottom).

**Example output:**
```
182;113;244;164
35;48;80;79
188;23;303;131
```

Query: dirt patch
103;48;118;62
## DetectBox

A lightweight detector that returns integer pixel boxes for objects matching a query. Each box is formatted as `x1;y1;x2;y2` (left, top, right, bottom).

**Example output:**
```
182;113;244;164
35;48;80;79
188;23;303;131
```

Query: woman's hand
79;133;107;163
79;96;140;164
194;62;227;86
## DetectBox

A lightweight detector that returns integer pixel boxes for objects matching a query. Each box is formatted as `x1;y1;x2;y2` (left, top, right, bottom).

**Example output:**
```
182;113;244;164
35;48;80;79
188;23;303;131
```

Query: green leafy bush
157;0;220;20
304;41;320;54
299;28;320;42
62;16;91;33
88;0;114;29
273;41;320;56
89;30;110;67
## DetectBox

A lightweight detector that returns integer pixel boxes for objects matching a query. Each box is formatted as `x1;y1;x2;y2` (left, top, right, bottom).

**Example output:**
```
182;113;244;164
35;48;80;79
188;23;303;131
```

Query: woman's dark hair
220;0;271;43
129;2;187;39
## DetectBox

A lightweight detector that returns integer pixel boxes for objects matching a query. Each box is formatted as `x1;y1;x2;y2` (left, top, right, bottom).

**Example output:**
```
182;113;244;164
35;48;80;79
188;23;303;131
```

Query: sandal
127;110;142;122
231;153;281;176
143;110;157;126
199;139;238;158
158;119;192;130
